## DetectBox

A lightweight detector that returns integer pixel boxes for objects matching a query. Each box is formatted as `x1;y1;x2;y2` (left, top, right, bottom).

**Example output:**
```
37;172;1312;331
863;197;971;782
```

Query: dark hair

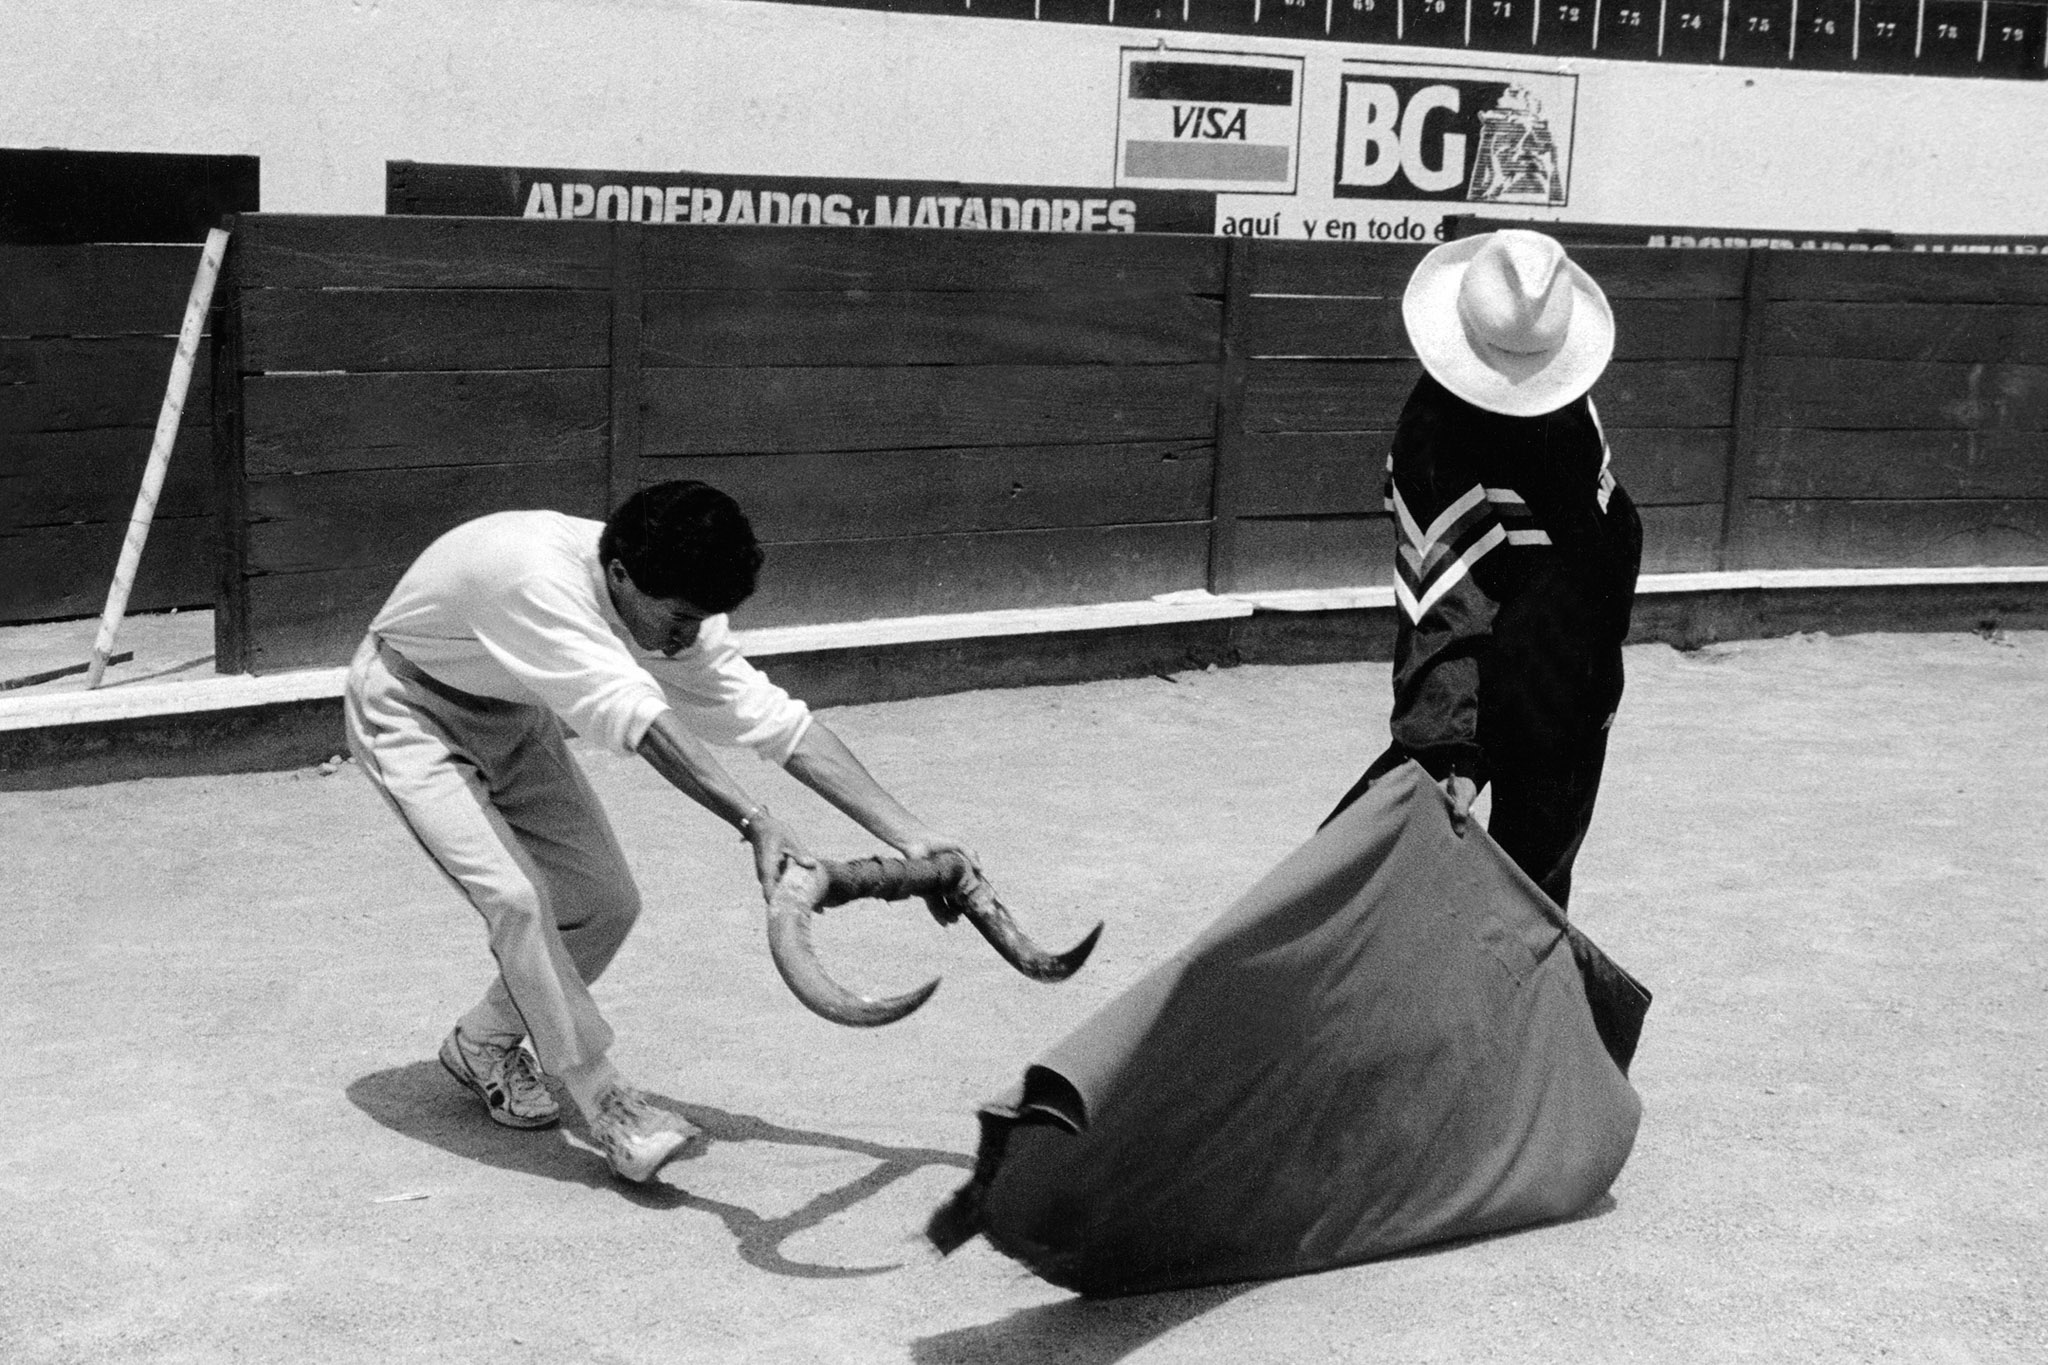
599;480;764;613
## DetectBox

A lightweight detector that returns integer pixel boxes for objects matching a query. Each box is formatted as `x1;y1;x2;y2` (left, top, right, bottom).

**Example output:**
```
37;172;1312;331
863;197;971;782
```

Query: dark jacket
1383;371;1643;788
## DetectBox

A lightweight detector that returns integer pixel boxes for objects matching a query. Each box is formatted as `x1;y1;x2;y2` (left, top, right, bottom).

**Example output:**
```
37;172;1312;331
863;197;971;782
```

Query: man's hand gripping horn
765;852;1103;1027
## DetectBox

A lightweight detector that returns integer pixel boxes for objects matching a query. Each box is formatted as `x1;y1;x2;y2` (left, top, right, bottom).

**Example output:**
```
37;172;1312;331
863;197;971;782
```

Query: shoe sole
438;1039;561;1131
607;1124;700;1184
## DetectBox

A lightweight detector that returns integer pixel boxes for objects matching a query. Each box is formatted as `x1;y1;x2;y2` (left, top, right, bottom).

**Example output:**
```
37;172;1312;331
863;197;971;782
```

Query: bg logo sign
1334;65;1577;206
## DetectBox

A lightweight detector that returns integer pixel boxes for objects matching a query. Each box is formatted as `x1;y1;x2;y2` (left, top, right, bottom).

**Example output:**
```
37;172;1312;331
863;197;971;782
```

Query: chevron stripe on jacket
1379;372;1642;787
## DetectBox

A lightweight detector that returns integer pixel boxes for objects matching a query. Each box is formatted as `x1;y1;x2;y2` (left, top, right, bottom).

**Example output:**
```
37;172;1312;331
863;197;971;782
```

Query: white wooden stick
86;226;230;690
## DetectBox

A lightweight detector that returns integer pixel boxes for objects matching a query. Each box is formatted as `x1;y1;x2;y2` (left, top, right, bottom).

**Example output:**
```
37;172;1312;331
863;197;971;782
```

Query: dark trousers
1325;723;1613;911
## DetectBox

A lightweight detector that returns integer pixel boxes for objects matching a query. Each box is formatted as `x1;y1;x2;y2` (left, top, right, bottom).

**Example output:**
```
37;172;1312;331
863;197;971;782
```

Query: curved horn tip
813;975;942;1029
1052;922;1105;979
766;867;942;1027
975;913;1104;983
771;922;941;1026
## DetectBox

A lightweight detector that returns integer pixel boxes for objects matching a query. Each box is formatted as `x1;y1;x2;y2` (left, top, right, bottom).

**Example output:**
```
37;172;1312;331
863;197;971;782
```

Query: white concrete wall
5;0;2043;235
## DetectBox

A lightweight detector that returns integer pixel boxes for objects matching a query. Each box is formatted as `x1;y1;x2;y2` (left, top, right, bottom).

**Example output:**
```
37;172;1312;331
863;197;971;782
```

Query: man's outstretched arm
636;709;812;892
783;721;975;866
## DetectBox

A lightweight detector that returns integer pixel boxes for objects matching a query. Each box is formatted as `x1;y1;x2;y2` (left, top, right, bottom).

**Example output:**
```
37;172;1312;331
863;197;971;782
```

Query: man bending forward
344;481;971;1183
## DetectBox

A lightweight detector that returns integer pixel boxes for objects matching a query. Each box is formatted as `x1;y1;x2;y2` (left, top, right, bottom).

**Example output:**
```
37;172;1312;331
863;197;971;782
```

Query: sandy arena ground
3;631;2044;1364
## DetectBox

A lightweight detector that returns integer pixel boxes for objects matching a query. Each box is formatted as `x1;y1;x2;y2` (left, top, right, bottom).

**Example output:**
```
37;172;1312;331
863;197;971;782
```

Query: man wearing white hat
1327;229;1642;910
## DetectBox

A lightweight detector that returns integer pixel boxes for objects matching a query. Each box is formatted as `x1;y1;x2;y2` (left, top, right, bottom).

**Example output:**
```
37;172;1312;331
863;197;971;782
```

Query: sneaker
589;1084;699;1183
438;1028;561;1130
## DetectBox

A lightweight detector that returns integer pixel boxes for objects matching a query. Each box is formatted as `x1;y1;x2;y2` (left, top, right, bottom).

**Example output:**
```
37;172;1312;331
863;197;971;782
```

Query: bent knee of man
480;883;551;940
552;878;642;935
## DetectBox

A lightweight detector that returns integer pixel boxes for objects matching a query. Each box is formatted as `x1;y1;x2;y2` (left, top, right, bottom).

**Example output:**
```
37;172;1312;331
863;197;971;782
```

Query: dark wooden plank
1570;247;1752;300
740;521;1212;626
0;515;213;623
1751;429;2048;500
1230;514;1386;592
241;289;611;372
241;370;609;475
0;336;212;433
1231;426;1725;519
1720;249;1773;572
1610;299;1746;360
1237;297;1411;360
1235;432;1387;518
244;565;406;672
1240;359;1417;434
241;520;1212;669
642;364;1219;456
1592;360;1737;428
1637;503;1724;574
640;442;1214;541
641;288;1222;367
1739;498;2048;568
1231;501;1725;590
1242;242;1747;300
1607;428;1730;506
642;224;1227;295
1763;302;2048;364
244;460;608;574
608;223;644;509
1209;238;1252;593
0;427;212;525
1239;241;1425;299
1768;252;2048;306
1761;358;2048;430
1244;360;1734;435
0;244;202;337
212;239;248;670
1241;359;1737;433
1231;425;1726;519
0;148;254;247
1239;296;1742;361
237;214;614;290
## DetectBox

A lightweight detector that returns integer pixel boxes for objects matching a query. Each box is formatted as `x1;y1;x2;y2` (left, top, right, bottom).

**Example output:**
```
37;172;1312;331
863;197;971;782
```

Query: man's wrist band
737;805;767;840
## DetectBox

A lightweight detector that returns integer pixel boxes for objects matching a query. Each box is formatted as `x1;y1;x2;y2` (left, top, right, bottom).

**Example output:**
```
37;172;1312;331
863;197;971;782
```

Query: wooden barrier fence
199;215;2048;673
1;244;215;622
1741;251;2048;565
1217;241;1742;589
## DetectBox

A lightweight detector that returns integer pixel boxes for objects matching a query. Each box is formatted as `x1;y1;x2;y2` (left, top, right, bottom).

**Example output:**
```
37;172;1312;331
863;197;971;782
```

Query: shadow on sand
347;1059;971;1279
910;1283;1253;1365
909;1194;1621;1364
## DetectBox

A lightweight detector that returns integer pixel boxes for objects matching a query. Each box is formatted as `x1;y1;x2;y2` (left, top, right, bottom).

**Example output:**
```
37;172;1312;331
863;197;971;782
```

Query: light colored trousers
344;636;639;1078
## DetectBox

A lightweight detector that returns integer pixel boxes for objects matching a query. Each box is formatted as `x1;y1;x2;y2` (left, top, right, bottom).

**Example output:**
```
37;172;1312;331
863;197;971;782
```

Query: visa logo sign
1117;52;1302;192
1171;106;1250;141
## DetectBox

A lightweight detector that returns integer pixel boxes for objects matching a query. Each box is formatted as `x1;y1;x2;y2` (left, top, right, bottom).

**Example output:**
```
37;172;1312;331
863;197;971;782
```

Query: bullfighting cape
927;760;1650;1296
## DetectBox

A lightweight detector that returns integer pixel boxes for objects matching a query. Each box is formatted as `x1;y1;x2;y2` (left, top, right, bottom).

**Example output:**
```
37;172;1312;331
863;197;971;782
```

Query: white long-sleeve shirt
367;510;812;761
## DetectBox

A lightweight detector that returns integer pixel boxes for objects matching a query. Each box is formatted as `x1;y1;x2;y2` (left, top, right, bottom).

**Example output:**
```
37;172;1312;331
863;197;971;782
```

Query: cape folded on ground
927;760;1651;1296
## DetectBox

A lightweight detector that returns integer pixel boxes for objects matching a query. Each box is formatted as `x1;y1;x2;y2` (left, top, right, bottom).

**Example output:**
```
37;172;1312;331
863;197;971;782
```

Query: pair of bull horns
765;851;1102;1027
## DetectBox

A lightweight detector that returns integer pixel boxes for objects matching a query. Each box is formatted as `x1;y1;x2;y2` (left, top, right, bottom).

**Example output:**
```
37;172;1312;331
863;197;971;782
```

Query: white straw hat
1402;229;1614;417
